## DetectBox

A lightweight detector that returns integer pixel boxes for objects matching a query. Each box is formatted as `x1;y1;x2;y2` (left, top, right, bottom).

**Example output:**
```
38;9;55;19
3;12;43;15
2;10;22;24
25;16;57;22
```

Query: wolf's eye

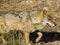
47;15;53;20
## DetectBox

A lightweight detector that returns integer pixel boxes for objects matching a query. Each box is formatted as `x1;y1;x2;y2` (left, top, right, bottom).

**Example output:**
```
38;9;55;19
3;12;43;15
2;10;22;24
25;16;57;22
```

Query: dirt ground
0;0;60;45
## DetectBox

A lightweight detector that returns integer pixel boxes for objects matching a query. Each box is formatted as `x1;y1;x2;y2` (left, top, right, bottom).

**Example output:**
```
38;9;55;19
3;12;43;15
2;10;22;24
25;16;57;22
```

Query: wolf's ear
43;7;50;15
35;32;42;43
43;9;47;15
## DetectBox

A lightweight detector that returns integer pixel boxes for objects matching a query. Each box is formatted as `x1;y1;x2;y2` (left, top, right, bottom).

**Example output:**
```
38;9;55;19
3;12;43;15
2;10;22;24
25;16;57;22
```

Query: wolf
0;7;56;45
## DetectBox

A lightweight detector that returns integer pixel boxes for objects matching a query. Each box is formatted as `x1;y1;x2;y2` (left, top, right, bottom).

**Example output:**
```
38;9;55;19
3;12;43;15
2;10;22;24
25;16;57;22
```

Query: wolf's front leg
25;32;31;45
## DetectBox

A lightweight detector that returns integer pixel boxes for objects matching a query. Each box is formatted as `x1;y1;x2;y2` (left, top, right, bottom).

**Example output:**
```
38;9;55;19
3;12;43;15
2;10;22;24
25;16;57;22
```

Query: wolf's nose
54;23;57;26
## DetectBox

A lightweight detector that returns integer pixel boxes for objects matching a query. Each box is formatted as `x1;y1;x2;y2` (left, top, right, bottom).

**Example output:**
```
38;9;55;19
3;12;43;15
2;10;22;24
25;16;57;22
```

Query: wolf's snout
46;22;57;27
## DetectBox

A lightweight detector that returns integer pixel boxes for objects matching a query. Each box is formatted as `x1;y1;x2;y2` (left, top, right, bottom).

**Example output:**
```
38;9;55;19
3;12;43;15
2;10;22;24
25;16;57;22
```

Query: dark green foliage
3;30;25;45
